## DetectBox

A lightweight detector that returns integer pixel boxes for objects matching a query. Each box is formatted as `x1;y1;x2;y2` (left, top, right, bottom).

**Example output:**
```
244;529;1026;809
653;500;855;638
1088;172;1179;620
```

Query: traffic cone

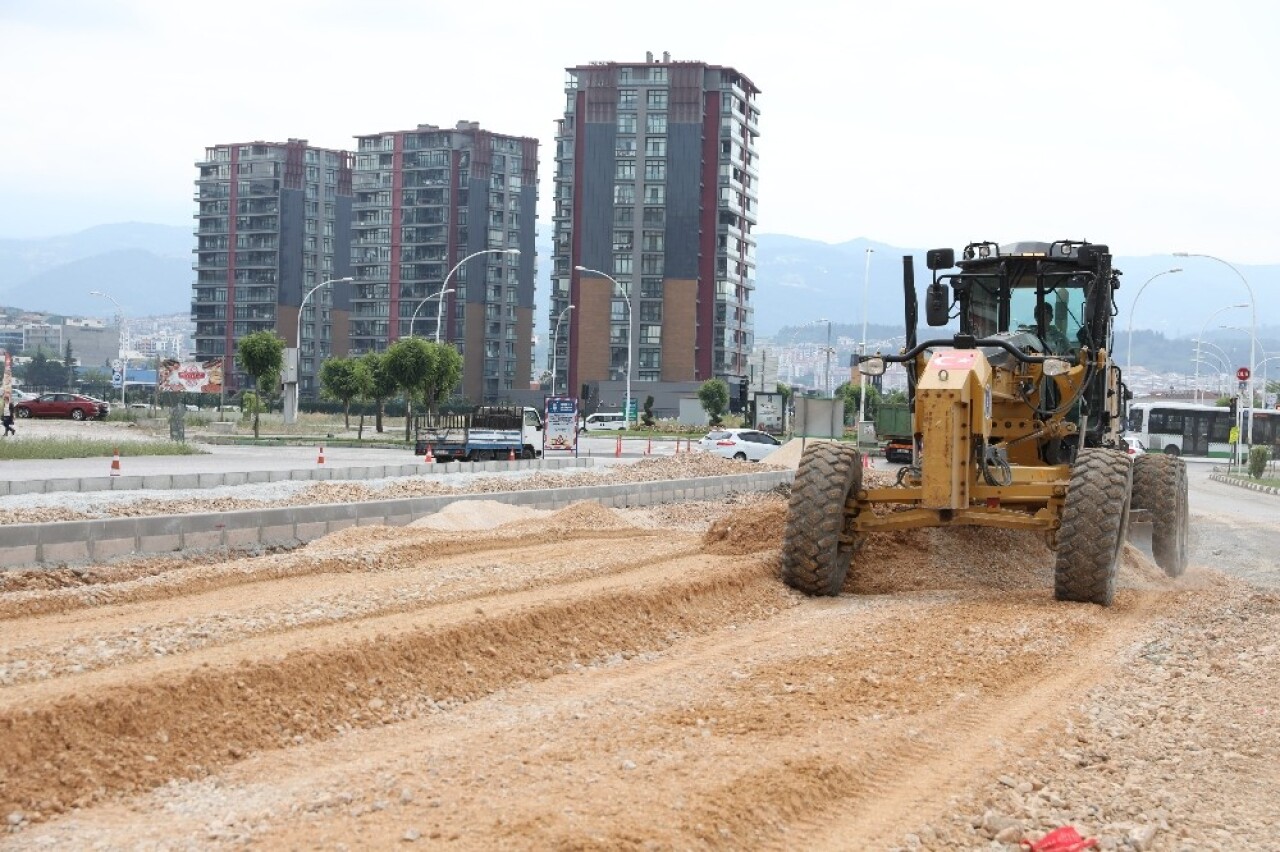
109;447;121;477
508;447;516;461
317;445;325;465
615;434;622;458
424;444;435;463
862;452;871;469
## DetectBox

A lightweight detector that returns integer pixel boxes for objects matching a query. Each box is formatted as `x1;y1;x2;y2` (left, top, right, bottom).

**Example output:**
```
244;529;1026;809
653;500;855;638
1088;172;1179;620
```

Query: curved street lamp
88;289;126;408
286;276;352;424
1123;267;1181;373
1190;305;1247;403
1222;325;1270;410
574;266;632;428
551;304;575;396
1175;252;1257;443
429;248;520;344
408;288;455;339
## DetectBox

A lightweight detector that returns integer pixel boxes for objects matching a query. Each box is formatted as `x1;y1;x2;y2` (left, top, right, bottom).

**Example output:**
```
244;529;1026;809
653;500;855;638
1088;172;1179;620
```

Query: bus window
1126;408;1145;433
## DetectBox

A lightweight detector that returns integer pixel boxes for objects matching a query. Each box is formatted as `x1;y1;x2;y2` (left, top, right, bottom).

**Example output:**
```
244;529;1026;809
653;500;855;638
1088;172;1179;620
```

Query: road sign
1237;366;1251;382
112;359;123;372
111;370;123;389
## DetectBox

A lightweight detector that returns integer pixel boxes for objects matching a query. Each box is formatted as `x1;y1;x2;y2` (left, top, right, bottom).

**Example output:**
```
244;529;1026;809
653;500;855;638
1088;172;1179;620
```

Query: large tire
70;408;86;421
1131;454;1189;577
781;442;862;596
1054;448;1132;606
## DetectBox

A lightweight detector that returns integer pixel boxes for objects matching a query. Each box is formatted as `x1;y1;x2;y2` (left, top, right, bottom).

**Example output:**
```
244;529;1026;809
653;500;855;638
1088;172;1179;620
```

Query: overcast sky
1;0;1277;264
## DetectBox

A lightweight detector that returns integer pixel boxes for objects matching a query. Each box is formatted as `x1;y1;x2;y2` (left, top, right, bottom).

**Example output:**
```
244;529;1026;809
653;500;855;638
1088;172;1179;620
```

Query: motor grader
781;240;1190;606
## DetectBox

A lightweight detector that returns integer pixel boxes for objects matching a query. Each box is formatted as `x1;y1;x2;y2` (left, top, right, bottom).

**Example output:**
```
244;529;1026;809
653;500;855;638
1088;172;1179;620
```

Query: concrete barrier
0;469;795;570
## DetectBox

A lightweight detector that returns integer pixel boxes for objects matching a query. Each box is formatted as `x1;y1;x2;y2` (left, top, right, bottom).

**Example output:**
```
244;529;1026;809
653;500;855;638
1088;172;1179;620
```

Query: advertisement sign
543;396;579;453
159;359;224;393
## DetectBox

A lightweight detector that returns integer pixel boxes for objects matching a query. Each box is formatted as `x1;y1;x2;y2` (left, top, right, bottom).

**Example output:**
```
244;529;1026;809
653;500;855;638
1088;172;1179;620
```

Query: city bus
1126;401;1278;460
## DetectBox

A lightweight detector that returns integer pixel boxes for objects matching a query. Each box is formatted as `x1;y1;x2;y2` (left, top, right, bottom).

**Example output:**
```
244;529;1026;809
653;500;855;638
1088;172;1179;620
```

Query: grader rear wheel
1132;453;1189;577
781;442;862;596
1054;448;1132;606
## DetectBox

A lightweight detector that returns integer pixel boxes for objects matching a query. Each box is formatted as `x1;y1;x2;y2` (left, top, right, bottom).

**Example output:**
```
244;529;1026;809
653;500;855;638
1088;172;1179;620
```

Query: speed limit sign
1237;366;1251;382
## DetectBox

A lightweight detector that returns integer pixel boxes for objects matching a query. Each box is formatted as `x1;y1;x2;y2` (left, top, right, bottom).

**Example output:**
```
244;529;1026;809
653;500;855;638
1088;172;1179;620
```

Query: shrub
1248;446;1269;479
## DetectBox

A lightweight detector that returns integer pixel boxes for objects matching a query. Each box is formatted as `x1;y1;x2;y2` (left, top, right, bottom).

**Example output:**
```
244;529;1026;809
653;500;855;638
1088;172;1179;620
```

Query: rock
1128;824;1158;851
995;825;1023;843
402;828;421;842
6;812;23;826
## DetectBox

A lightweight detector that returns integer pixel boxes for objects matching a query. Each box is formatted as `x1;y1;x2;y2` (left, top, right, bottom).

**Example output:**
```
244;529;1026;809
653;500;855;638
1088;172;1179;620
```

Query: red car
14;393;110;421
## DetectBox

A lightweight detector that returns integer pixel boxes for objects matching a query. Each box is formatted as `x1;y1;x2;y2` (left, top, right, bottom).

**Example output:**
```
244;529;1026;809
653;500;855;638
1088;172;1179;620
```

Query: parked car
9;390;38;404
698;428;782;462
13;393;110;421
580;412;627;432
1123;436;1146;457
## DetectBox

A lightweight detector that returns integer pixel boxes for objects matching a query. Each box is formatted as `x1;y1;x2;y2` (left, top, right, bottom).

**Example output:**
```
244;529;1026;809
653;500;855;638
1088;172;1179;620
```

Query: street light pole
431;248;521;344
408;288;456;339
1124;267;1182;373
1222;325;1270;411
551;304;576;396
1190;306;1247;403
574;266;632;429
1175;252;1257;444
287;276;352;424
858;248;873;427
88;290;126;409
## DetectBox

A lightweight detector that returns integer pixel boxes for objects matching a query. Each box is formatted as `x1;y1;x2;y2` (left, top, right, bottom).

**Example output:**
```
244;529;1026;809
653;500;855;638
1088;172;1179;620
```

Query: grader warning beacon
781;240;1190;606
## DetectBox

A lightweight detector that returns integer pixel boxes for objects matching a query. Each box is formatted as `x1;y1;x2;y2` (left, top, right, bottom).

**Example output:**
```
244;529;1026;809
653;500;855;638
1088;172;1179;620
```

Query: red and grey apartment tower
551;54;760;399
192;140;354;396
348;121;539;403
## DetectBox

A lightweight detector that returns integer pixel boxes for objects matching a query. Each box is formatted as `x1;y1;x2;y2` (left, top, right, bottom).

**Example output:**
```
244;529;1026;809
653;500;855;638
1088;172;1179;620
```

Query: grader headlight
859;356;886;377
1042;358;1072;377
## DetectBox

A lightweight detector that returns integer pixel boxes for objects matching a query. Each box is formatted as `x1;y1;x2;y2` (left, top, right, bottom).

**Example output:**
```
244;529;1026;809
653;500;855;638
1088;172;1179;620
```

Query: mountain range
3;224;1277;348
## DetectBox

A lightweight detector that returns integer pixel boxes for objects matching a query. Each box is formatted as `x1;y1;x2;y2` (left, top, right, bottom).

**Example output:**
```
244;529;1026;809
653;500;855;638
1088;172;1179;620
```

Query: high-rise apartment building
349;121;539;403
192;140;354;396
552;54;760;400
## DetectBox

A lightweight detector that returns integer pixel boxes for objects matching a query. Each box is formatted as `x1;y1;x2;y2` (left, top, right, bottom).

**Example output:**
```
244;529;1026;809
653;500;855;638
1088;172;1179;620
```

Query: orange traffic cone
424;444;435;463
317;445;325;465
615;434;622;458
862;452;871;469
109;447;121;477
508;447;516;461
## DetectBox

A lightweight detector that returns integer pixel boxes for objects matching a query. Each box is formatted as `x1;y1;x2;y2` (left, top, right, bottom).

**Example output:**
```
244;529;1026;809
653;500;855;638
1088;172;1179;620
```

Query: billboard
159;359;224;394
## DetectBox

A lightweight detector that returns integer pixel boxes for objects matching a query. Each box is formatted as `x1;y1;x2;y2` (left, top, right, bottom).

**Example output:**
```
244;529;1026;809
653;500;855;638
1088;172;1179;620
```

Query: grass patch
0;438;206;461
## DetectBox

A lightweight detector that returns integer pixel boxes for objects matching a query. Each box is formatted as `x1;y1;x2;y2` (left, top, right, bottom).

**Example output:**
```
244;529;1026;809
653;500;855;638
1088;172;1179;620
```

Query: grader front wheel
1054;449;1132;606
1132;454;1190;577
781;442;862;596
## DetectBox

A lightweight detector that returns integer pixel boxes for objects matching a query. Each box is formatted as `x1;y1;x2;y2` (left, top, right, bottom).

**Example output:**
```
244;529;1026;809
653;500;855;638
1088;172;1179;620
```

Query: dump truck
781;240;1189;606
413;405;544;462
874;401;914;463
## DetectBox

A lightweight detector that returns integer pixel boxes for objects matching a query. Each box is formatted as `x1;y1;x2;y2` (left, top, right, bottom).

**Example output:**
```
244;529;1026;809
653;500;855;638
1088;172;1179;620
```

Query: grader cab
781;240;1189;606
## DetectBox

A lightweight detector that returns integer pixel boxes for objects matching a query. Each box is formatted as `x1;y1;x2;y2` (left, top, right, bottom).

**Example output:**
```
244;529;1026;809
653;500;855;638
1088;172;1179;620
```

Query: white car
580;412;627;431
1123;436;1146;457
698;428;782;462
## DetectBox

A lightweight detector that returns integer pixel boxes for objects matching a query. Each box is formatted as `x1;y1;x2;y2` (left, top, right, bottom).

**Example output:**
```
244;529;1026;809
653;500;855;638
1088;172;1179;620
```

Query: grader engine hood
916;348;993;509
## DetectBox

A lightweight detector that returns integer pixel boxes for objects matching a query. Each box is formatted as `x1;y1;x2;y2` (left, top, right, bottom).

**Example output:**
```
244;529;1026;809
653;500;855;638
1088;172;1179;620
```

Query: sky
1;0;1278;264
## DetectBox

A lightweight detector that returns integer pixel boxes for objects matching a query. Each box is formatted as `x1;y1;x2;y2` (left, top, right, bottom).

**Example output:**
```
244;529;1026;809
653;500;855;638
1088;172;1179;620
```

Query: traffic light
1229;396;1238;417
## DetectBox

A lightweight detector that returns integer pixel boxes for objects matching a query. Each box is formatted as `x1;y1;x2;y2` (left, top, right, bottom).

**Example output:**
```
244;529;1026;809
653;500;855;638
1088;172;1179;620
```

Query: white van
581;412;627;432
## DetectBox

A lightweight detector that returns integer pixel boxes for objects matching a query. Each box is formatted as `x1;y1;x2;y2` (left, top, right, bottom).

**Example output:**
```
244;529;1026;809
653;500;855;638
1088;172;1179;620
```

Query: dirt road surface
1;454;1277;850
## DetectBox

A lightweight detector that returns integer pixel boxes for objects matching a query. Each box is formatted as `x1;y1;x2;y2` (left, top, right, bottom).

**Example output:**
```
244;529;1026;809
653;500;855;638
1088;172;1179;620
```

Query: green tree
426;343;463;410
63;340;76;389
21;349;67;391
318;356;364;429
835;381;882;425
641;394;655;428
384;337;433;440
361;352;398;433
236;331;284;439
698;378;730;427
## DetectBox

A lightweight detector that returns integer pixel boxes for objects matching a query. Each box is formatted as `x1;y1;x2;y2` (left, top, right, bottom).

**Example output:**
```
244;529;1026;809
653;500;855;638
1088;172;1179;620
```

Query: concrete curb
0;457;593;496
1208;473;1280;496
1;469;796;570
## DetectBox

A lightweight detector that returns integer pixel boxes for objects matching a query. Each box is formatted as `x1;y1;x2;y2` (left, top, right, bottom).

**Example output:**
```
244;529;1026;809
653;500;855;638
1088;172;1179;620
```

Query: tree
835;381;882;425
63;340;76;389
21;349;67;391
361;352;398;433
318;356;364;429
384;337;433;440
423;343;463;411
236;331;284;439
698;378;729;426
641;395;655;428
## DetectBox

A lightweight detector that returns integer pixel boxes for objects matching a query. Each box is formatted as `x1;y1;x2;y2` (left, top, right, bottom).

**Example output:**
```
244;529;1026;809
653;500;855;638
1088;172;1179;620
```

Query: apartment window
643;185;665;204
639;325;662;344
645;159;666;181
618;113;637;134
645;138;666;157
643;206;665;226
614;206;634;226
640;302;663;322
642;232;664;252
646;90;668;109
641;254;664;275
613;230;634;251
645;113;667;134
615;159;636;180
650;67;667;83
619;88;637;107
614;183;636;204
641;277;663;298
613;254;633;275
615;136;637;156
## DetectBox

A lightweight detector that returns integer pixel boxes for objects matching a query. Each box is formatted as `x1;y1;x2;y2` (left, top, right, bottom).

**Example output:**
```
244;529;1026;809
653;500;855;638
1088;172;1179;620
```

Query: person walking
2;399;15;436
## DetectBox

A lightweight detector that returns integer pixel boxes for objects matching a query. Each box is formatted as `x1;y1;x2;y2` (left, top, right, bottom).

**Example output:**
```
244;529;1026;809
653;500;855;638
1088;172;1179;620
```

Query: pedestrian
2;399;14;436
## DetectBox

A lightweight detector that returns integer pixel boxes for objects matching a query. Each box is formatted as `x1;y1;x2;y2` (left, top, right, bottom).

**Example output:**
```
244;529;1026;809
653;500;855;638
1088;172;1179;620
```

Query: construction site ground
0;434;1277;850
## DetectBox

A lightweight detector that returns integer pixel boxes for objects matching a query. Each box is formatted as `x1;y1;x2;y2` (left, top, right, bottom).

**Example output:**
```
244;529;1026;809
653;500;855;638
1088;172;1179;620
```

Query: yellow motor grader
781;240;1189;605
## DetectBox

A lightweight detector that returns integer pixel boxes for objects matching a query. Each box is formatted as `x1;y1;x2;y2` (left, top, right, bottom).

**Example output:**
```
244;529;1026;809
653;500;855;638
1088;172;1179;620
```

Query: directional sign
111;370;124;389
1236;366;1251;382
